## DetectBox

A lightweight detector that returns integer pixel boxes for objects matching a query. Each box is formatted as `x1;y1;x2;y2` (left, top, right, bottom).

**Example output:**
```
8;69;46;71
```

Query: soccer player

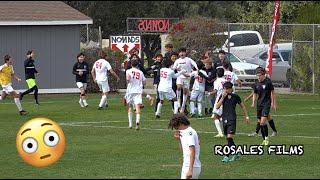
223;62;242;92
72;52;89;107
172;47;198;113
0;55;29;115
155;58;186;118
245;88;278;137
206;68;227;137
91;51;120;110
251;67;277;145
216;81;250;162
189;61;207;118
168;113;201;179
19;51;40;105
124;60;146;130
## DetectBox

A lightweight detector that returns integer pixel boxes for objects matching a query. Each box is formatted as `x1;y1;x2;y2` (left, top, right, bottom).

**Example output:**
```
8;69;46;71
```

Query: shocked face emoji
16;118;65;167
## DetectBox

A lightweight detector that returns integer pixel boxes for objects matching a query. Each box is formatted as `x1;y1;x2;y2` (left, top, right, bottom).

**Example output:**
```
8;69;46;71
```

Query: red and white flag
266;1;281;75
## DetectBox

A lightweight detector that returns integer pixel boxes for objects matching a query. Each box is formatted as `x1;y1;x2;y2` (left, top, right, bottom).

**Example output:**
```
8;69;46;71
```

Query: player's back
191;70;207;92
158;67;176;92
224;70;238;85
214;77;227;103
126;67;145;94
93;59;111;81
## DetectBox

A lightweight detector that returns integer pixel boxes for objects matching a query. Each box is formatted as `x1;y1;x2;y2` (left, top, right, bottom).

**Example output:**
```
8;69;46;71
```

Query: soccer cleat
98;106;103;110
190;113;196;118
135;123;140;130
264;139;269;146
248;132;259;137
149;96;155;106
184;109;189;116
271;131;278;137
129;126;133;129
105;104;109;108
209;108;213;114
221;156;229;162
229;154;240;162
198;113;203;118
155;115;160;119
122;97;127;106
34;102;40;105
19;110;29;115
79;100;85;107
214;134;224;138
139;103;145;109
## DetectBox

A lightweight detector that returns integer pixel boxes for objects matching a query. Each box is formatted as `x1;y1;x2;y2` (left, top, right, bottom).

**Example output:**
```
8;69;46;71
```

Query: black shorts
205;85;214;91
257;106;271;119
223;120;236;135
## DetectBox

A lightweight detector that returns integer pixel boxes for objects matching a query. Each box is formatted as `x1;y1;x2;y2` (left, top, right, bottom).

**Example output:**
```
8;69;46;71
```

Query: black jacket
146;61;162;85
24;58;38;80
72;61;90;83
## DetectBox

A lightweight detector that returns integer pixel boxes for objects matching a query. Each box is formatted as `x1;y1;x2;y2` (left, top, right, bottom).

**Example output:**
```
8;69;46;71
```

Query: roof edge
0;20;93;26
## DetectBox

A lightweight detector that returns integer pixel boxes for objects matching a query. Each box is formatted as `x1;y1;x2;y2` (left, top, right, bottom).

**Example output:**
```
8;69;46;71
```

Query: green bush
81;47;127;93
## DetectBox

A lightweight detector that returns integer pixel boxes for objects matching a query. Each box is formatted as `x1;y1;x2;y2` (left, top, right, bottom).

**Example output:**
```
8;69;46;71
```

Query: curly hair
168;113;190;130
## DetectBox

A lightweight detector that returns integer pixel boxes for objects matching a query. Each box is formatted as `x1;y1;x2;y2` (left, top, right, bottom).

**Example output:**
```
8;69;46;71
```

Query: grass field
0;92;320;178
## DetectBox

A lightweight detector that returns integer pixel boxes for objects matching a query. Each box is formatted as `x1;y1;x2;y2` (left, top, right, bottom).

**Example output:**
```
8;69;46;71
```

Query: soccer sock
79;98;84;107
268;119;277;132
82;99;88;106
0;96;2;101
260;125;266;140
210;94;215;108
190;101;195;114
146;94;151;100
226;138;235;157
104;98;108;105
255;122;261;134
174;101;179;114
176;90;181;105
136;113;140;124
156;103;162;115
182;94;188;110
14;98;23;111
99;95;107;107
263;124;269;138
214;119;222;134
21;86;35;97
155;96;160;112
34;86;39;103
128;112;133;127
197;102;202;114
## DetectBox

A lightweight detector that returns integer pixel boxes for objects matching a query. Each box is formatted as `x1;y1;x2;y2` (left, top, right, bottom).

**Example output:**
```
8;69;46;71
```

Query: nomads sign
110;35;141;57
127;18;179;33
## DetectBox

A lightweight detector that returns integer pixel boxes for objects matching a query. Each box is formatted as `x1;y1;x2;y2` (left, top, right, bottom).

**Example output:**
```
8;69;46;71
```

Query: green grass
0;92;320;178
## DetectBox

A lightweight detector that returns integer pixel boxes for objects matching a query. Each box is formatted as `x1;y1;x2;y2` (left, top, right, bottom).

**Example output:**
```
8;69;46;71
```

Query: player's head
27;51;34;58
132;48;139;55
165;44;173;51
217;68;224;78
223;61;230;70
98;50;106;59
218;50;225;60
196;60;205;70
130;54;139;61
168;113;190;130
170;51;179;62
77;52;85;62
178;47;187;58
256;66;266;82
131;59;138;68
204;58;213;69
163;58;173;68
155;54;163;62
4;54;12;64
223;81;233;94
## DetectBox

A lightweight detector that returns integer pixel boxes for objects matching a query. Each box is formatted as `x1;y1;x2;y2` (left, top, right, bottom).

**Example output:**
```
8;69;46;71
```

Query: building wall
0;25;80;90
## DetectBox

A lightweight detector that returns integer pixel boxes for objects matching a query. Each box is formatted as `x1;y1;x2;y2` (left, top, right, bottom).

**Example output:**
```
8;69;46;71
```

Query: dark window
243;33;260;45
229;34;245;47
280;51;291;62
259;52;268;61
272;52;281;61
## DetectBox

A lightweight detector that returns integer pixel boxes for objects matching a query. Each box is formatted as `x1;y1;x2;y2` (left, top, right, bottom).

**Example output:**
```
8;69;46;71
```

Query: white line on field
59;121;320;139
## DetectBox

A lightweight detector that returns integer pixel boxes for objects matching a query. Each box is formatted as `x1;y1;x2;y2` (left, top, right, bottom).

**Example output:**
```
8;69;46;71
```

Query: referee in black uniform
216;81;250;162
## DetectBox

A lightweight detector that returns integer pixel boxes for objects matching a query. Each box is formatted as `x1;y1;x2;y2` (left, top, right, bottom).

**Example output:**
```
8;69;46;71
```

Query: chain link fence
80;25;102;50
214;23;320;94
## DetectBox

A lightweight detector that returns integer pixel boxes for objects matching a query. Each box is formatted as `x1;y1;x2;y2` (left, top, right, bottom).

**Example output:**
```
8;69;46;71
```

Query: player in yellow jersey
0;55;29;115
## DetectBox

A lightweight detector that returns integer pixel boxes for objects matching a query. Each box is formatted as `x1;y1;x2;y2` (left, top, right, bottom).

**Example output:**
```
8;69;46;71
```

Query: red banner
266;1;281;75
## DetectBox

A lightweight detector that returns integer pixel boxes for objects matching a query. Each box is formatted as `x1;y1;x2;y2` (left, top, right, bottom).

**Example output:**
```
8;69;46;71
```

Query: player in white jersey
222;62;242;92
206;68;227;137
91;51;120;110
189;61;207;118
125;60;146;130
168;114;201;179
155;59;186;118
172;48;198;114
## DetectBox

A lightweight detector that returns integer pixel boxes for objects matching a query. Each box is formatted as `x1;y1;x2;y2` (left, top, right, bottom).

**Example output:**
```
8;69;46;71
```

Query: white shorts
158;89;176;101
97;81;110;93
1;83;14;94
125;93;142;105
76;82;87;89
212;104;223;117
176;77;191;89
190;90;204;102
181;166;201;179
